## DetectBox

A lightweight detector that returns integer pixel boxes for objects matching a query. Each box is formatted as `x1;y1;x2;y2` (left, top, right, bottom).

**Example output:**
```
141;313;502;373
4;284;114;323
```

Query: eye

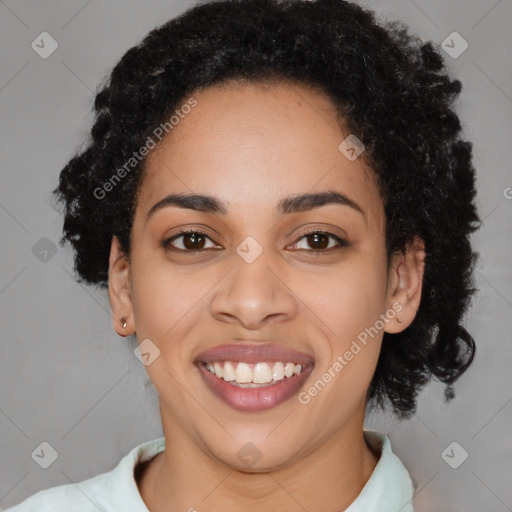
163;230;220;252
291;231;349;253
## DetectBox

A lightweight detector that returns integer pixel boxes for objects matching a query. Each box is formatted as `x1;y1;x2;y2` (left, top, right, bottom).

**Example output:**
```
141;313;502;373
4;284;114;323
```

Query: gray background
1;0;511;510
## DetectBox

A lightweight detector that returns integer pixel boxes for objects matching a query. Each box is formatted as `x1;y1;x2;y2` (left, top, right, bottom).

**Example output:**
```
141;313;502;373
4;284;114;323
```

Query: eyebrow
145;190;365;223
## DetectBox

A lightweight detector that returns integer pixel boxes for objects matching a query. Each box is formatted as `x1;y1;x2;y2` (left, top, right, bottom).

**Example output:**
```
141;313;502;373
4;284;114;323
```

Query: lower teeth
228;380;279;388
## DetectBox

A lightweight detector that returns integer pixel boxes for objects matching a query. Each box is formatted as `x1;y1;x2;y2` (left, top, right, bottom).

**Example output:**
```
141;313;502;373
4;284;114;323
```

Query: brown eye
163;230;219;251
306;232;330;250
182;232;206;250
292;231;348;253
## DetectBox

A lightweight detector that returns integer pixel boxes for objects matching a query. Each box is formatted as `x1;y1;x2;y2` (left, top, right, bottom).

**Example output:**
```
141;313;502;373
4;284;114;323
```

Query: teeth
284;362;295;378
235;362;252;383
222;361;236;381
253;362;273;384
204;361;305;385
213;362;223;379
272;362;285;380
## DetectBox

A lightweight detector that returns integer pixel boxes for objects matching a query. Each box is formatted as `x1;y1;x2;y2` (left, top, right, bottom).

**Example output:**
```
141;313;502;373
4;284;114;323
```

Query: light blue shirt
4;430;415;511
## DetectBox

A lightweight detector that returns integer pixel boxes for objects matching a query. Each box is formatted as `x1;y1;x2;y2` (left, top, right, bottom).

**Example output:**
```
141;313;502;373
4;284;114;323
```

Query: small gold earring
121;317;127;329
396;317;403;324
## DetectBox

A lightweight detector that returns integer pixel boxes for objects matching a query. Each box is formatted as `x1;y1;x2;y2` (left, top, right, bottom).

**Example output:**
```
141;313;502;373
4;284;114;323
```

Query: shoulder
3;437;166;512
2;477;106;512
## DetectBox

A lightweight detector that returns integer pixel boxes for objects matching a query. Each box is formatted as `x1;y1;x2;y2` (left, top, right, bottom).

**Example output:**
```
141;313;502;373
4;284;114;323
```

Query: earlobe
108;235;134;337
385;237;426;334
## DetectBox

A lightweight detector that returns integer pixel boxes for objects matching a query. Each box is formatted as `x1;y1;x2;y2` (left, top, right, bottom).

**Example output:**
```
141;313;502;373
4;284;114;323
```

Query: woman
5;0;479;510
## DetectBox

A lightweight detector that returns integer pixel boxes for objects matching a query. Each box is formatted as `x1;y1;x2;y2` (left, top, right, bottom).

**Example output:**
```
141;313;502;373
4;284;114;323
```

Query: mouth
195;344;314;412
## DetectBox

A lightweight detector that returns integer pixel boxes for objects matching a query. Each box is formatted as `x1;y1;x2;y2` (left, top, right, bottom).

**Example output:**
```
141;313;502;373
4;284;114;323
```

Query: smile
205;361;304;387
195;344;314;412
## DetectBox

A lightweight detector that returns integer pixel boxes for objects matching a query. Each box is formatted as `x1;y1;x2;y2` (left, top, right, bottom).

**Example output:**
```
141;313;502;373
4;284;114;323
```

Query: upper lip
195;343;314;366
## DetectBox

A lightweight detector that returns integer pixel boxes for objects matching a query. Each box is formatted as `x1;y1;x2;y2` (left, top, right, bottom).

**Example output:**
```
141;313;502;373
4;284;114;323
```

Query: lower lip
196;363;314;412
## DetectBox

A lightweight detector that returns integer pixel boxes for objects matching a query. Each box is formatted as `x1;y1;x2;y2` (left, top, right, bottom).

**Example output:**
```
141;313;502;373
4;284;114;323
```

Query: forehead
136;80;383;226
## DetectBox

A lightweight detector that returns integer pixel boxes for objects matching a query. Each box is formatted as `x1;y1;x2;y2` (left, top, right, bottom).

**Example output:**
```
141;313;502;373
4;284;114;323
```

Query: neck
137;407;379;512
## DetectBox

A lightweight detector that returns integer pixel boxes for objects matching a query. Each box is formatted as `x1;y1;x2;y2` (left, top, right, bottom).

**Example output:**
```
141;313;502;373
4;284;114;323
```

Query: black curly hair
53;0;480;418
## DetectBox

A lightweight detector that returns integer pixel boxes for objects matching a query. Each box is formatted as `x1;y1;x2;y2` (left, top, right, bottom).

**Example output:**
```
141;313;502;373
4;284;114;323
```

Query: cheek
299;270;387;426
129;258;210;397
303;249;388;406
129;250;209;341
306;255;389;343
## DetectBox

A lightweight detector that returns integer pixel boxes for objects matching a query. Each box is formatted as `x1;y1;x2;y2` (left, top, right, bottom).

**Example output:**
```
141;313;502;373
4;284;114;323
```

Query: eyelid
161;222;225;243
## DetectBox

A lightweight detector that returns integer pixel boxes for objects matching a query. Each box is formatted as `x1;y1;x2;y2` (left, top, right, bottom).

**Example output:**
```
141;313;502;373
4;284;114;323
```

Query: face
109;80;423;471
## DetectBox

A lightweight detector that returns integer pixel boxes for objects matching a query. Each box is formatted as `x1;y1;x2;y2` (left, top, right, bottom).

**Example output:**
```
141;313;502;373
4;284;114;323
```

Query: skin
109;80;425;512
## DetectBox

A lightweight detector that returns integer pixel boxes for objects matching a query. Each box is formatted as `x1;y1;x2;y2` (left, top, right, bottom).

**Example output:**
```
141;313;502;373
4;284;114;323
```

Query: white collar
8;430;414;511
114;430;415;511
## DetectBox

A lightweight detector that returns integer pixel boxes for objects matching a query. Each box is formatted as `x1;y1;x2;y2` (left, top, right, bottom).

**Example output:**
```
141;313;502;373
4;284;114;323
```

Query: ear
108;235;134;337
385;236;426;334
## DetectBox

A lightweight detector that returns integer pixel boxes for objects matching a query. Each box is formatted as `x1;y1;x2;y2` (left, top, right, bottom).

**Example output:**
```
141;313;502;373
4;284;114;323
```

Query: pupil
184;233;204;250
309;233;328;249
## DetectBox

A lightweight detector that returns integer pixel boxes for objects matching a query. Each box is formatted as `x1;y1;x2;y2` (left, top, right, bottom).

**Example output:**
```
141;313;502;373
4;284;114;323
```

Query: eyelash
162;229;349;254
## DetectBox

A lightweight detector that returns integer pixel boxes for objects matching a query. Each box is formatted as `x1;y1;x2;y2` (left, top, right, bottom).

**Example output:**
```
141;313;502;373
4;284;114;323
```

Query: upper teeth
205;361;303;386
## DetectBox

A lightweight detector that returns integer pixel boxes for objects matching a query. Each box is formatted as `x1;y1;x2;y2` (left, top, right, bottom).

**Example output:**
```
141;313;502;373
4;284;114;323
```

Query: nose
209;246;298;330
